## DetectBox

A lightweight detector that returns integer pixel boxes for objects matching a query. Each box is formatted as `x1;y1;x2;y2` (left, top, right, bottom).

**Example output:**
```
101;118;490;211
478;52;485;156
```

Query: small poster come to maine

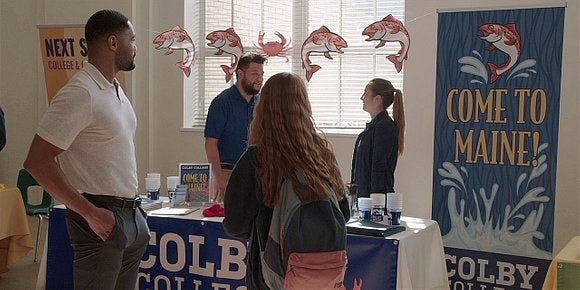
179;163;211;204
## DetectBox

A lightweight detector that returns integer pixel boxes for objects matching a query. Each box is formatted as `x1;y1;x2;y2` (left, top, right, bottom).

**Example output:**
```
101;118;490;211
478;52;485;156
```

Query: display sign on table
179;163;211;204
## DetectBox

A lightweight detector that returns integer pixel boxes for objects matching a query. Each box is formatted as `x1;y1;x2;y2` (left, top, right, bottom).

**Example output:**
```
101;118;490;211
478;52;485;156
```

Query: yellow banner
37;25;126;104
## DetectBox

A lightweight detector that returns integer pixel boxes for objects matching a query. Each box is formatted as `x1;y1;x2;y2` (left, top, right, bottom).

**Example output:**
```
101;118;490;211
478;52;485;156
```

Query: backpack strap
260;176;297;289
294;171;340;204
294;171;341;210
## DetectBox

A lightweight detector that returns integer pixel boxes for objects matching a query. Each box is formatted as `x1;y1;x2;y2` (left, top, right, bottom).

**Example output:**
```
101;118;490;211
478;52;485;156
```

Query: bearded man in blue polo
204;52;266;203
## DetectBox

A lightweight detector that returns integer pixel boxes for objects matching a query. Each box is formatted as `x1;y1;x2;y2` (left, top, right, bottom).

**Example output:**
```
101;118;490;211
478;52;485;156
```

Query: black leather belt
82;193;142;209
221;163;234;170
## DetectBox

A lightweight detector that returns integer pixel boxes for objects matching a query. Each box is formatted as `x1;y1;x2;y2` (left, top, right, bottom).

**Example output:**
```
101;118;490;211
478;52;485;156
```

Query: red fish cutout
301;26;348;81
206;28;244;82
362;15;410;73
153;26;195;77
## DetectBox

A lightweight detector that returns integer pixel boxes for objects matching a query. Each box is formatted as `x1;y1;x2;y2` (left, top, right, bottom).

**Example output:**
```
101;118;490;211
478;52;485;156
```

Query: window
184;0;405;131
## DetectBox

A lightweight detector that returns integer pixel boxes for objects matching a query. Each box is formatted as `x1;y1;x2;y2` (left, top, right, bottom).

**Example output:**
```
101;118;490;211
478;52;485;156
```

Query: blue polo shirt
204;85;258;165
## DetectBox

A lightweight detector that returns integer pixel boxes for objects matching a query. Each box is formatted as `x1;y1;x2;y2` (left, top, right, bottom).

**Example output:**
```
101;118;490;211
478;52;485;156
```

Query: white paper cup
370;193;386;207
147;173;161;179
357;197;373;221
357;197;373;211
386;193;403;225
386;192;403;210
166;176;180;190
145;177;160;191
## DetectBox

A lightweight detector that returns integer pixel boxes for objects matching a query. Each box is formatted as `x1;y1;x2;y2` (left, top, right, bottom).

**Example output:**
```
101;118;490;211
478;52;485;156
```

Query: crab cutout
254;31;293;62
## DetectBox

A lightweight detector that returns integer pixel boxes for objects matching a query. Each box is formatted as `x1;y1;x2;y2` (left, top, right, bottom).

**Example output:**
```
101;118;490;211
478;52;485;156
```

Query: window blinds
184;0;405;130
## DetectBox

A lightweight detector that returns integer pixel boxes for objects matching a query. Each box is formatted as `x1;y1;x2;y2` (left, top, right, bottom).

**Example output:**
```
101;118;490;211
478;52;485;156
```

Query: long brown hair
248;72;344;206
368;78;405;155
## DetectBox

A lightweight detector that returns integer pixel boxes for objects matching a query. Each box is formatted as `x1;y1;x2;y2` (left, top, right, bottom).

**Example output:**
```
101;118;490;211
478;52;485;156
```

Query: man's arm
205;137;227;203
24;134;115;241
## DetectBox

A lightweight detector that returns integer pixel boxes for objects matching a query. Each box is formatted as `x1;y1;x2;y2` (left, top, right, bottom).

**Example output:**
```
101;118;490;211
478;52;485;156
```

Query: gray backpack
259;172;348;290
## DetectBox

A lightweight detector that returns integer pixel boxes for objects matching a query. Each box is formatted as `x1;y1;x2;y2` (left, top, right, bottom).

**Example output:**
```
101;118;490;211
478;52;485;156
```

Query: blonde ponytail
393;89;405;155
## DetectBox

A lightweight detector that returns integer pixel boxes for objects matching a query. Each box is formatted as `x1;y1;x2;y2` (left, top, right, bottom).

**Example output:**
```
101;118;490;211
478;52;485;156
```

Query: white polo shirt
37;63;138;198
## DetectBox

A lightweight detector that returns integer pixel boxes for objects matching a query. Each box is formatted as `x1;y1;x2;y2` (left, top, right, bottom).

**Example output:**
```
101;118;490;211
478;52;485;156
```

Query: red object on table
203;204;225;217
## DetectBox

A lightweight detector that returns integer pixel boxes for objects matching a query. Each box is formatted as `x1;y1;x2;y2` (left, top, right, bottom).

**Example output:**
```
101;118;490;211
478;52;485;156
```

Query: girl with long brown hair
351;78;405;198
223;72;349;289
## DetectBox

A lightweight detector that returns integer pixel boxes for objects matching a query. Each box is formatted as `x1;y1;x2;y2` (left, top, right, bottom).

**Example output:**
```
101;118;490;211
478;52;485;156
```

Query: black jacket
223;146;271;289
351;111;398;197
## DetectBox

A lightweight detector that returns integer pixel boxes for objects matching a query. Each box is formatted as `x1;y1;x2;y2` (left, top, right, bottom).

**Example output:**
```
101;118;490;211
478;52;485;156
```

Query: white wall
0;0;42;186
0;0;577;253
0;0;138;187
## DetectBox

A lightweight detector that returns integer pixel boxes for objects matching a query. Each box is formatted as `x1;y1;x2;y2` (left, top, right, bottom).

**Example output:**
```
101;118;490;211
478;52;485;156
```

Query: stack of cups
370;193;386;222
145;173;161;200
386;192;403;225
357;197;373;221
167;176;180;204
173;184;188;206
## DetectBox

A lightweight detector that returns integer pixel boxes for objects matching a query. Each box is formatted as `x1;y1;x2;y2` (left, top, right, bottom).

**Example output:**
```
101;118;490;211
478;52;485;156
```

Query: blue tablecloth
45;207;447;289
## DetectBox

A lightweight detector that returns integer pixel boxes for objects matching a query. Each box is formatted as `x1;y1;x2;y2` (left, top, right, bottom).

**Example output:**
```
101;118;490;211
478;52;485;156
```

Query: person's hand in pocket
86;206;116;241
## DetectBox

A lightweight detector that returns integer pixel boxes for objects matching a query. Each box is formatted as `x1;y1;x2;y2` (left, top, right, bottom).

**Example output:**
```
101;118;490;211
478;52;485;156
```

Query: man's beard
120;62;135;71
120;59;136;71
242;79;260;95
117;53;136;71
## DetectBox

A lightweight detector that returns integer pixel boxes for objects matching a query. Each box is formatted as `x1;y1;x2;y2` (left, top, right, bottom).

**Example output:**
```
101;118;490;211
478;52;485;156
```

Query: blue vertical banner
432;7;565;289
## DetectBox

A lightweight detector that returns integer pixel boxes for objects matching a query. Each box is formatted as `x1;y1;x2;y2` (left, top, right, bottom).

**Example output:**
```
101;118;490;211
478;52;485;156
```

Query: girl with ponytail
350;78;405;198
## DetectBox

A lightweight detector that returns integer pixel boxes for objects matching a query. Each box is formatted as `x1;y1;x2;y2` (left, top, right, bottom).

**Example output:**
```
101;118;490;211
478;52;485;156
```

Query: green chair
16;169;54;262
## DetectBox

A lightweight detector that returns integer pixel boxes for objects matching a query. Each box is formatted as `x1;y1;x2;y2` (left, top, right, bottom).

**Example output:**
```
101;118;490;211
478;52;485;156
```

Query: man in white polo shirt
24;10;149;289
